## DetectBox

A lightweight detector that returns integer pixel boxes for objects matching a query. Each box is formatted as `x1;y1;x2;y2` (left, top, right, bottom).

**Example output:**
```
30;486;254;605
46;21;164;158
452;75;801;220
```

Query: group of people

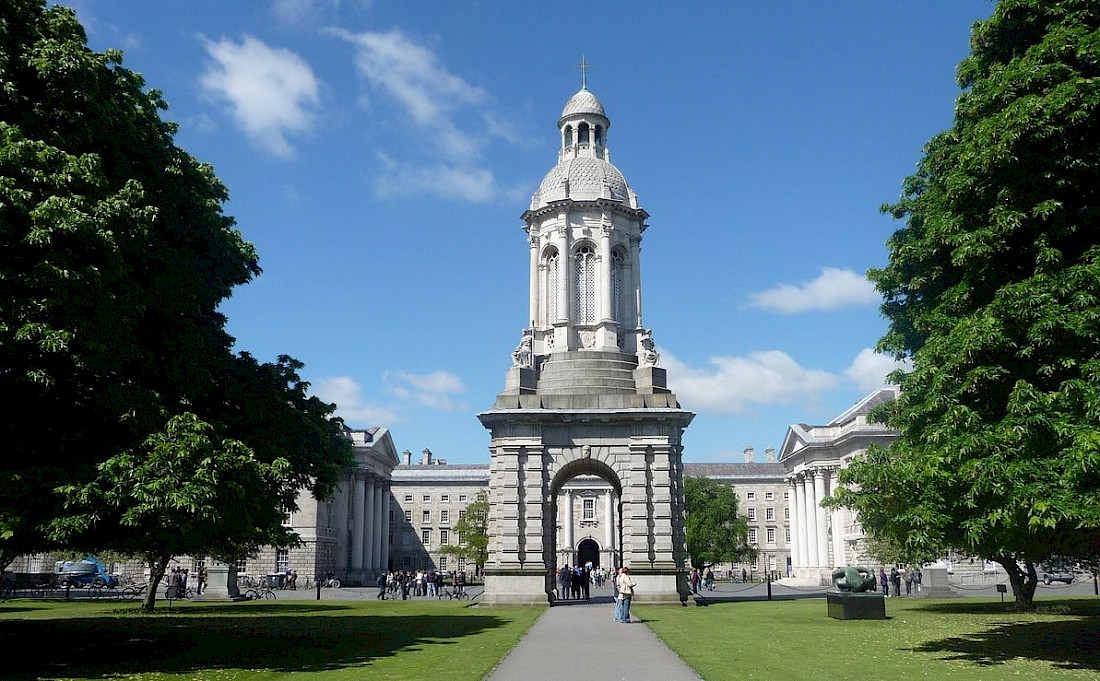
689;567;716;593
557;564;598;600
877;566;921;596
376;569;466;600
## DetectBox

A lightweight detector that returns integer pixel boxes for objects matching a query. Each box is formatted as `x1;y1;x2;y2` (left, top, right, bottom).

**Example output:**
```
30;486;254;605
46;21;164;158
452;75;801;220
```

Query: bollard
766;573;772;601
317;578;322;601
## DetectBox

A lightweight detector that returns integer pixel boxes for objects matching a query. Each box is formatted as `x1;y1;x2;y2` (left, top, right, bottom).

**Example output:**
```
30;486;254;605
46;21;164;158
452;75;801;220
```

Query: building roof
391;464;491;484
684;463;787;481
559;88;607;122
534;156;630;206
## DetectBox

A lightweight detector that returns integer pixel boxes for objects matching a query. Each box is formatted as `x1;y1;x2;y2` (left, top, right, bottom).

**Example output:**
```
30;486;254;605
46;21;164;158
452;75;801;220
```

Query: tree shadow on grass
912;599;1100;672
1;607;519;680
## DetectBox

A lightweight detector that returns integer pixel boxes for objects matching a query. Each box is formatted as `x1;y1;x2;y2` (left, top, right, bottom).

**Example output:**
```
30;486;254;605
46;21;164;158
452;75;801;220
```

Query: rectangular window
440;529;449;545
459;509;467;520
747;507;756;521
441;510;449;523
422;510;431;523
746;491;756;501
583;498;595;520
785;529;791;543
280;504;293;526
439;556;448;571
276;548;289;573
402;556;412;570
423;494;431;502
783;491;790;500
765;491;774;501
767;528;776;544
421;528;431;546
236;559;248;574
422;556;431;571
784;507;790;520
459;494;468;502
441;494;449;502
404;494;413;502
748;528;757;544
404;510;412;522
766;507;775;521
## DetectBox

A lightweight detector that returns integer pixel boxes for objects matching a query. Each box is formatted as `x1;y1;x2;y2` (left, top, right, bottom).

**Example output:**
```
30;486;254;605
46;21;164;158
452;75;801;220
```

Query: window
583;498;595;520
578;122;590;145
564;125;573;147
573;244;597;324
783;491;789;500
423;494;431;502
611;250;624;323
389;509;395;522
422;510;431;523
276;548;289;573
402;556;412;570
404;510;412;522
746;492;756;501
280;504;292;526
748;528;757;544
785;529;791;543
767;528;776;544
439;556;448;571
440;529;449;545
404;494;413;502
236;559;248;574
765;507;775;521
459;509;467;520
459;494;468;502
422;529;431;546
765;491;774;501
784;507;790;520
747;507;756;521
441;510;449;523
441;494;449;502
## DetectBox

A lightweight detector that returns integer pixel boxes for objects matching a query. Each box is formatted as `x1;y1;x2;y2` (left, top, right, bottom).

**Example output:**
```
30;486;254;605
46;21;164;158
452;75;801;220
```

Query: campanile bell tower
479;72;693;606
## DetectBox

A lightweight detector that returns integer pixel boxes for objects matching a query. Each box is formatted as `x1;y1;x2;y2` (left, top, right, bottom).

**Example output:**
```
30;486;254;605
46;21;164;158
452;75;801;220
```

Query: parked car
1040;565;1075;585
54;558;119;588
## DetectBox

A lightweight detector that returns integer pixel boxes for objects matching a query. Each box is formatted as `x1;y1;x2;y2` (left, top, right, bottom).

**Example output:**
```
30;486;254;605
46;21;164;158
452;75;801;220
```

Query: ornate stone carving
638;329;660;367
580;330;595;348
582;444;592;459
512;328;534;368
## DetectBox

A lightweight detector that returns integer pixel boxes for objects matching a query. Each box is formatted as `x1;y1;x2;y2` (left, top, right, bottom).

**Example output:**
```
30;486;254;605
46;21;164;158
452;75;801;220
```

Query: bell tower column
554;221;570;350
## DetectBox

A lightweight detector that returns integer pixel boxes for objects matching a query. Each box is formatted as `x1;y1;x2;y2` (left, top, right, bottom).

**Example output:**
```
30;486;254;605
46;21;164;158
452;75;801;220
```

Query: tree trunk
995;556;1037;611
141;554;171;613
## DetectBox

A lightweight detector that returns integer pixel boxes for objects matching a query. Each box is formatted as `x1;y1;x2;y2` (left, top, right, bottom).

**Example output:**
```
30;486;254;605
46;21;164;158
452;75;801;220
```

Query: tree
0;1;352;592
440;492;488;573
683;477;755;570
832;0;1100;610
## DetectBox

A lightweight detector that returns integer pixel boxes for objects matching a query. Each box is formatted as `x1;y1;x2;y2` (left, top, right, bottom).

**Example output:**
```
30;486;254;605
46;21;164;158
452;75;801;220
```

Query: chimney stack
403;449;412;466
765;446;775;463
422;448;433;465
744;446;755;463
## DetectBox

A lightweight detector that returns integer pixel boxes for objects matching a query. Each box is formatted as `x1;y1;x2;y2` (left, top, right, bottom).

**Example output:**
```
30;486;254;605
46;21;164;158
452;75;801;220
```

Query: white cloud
844;348;909;391
747;267;879;314
313;376;401;425
663;349;838;414
385;370;466;411
272;0;318;24
331;28;511;202
199;35;321;159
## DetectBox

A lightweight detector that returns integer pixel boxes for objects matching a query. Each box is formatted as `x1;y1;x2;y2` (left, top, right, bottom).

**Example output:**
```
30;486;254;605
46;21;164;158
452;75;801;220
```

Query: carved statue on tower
639;329;659;367
512;328;534;368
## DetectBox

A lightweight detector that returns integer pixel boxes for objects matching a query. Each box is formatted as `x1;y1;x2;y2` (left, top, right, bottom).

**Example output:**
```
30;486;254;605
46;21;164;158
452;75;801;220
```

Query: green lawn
0;599;543;680
638;596;1100;681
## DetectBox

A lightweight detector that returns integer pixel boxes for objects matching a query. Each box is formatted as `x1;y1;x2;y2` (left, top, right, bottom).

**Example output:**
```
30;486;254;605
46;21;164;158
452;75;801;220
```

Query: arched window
546;251;559;323
574;244;597;324
594;125;604;146
611;249;624;324
578;122;590;145
564;126;573;148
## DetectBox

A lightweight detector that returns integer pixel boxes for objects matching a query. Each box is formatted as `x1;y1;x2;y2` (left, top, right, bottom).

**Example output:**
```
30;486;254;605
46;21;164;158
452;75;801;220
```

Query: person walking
582;566;591;600
614;567;636;623
890;567;901;597
558;565;570;600
879;568;889;597
904;568;913;596
376;572;387;600
690;568;700;594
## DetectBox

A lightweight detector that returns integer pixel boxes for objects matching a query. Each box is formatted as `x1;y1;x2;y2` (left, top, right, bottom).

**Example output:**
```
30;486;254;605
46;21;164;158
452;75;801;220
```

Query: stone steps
536;352;639;395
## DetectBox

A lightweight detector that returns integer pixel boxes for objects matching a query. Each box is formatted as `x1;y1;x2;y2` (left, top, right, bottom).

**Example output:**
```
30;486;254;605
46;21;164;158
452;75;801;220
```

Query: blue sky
73;0;995;464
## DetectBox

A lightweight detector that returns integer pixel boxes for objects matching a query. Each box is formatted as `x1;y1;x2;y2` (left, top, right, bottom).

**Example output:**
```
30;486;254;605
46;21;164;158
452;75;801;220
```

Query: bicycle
320;576;341;589
439;586;470;600
244;586;277;600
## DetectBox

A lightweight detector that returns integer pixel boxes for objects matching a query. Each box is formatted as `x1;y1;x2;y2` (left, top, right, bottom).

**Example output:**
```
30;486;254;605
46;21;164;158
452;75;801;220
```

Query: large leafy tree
833;0;1100;610
440;492;489;573
683;477;755;570
0;1;352;590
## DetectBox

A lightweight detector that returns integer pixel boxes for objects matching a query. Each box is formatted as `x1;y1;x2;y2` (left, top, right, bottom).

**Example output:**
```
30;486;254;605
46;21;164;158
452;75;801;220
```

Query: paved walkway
485;597;702;681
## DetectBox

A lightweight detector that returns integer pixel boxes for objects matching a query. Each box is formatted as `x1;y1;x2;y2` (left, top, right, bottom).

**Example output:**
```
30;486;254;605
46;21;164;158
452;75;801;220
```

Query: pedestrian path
485;599;702;681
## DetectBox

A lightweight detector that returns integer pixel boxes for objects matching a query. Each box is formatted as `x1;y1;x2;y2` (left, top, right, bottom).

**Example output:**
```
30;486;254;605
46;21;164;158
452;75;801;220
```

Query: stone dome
559;88;607;123
533;156;630;207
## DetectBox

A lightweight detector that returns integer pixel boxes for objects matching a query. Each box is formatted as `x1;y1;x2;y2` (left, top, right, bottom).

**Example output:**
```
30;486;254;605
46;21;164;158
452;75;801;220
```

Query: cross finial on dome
576;56;592;90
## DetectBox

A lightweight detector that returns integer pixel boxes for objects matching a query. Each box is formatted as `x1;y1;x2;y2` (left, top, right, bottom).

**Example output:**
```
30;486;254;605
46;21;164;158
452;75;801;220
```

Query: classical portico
780;387;898;584
330;428;397;585
479;82;693;606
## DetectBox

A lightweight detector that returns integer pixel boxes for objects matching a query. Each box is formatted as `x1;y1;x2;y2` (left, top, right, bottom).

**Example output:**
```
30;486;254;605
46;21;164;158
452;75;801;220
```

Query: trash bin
265;574;284;589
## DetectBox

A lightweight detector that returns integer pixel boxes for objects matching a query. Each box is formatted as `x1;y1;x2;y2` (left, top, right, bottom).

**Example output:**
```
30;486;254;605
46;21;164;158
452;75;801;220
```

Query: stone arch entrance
478;407;693;605
576;538;601;569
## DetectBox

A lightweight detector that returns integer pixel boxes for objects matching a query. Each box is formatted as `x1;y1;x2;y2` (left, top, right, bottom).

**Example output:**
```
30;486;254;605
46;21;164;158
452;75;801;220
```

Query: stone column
364;475;376;574
599;223;612;321
787;477;801;570
795;473;809;571
630;235;643;328
563;490;574;562
555;224;569;324
814;468;829;568
802;471;818;568
351;473;365;572
604;490;614;551
647;444;677;566
380;484;391;573
332;477;349;575
373;477;385;574
529;232;539;326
